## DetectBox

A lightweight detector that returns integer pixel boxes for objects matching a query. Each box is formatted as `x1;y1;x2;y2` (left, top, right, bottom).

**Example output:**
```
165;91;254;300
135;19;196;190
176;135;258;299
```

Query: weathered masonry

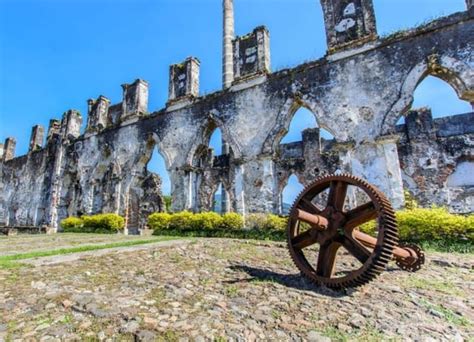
1;1;473;233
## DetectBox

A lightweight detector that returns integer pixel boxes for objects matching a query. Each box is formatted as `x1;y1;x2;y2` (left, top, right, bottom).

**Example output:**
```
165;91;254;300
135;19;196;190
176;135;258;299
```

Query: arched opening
281;107;317;144
209;128;223;156
281;174;304;215
412;76;471;118
393;73;473;213
397;76;472;125
191;123;233;213
279;107;335;153
146;148;171;211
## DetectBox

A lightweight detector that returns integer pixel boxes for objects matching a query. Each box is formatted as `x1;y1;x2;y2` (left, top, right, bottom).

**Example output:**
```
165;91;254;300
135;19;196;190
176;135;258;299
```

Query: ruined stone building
0;0;473;233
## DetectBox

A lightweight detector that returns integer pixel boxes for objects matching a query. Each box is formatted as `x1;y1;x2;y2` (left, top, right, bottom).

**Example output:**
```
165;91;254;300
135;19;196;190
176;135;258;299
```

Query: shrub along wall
60;214;125;233
148;212;287;240
148;209;473;252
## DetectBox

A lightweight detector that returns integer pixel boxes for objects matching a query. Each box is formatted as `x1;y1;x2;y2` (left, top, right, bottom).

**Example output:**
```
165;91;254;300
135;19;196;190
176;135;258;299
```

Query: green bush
222;213;244;230
148;212;172;230
360;207;473;242
98;213;125;231
168;211;194;230
192;212;223;230
60;217;83;232
146;208;472;253
245;214;268;230
264;214;288;231
60;213;124;233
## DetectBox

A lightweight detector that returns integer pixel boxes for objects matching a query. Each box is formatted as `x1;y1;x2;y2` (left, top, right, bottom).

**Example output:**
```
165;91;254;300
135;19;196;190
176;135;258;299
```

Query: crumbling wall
0;2;473;232
397;109;474;214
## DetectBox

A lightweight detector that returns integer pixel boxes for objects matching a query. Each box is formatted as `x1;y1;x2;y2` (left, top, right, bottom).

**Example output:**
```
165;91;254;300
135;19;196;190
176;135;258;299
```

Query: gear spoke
344;202;377;230
316;241;340;277
298;197;322;215
291;228;319;250
327;181;348;211
342;235;371;264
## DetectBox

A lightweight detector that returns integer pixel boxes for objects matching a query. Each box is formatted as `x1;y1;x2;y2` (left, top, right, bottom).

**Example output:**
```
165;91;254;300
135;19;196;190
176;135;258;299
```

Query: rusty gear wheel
395;243;425;272
287;173;399;290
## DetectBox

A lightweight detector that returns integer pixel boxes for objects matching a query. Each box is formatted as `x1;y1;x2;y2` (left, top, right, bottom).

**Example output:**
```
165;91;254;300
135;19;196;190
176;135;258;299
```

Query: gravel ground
0;236;473;341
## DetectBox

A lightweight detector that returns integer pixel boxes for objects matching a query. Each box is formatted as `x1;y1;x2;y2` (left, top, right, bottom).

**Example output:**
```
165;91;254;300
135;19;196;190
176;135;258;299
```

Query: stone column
2;137;16;162
320;0;377;51
168;57;200;102
338;136;404;209
121;79;149;122
467;0;473;10
61;110;82;140
29;125;45;152
46;119;61;142
223;0;235;89
233;163;246;215
0;143;4;160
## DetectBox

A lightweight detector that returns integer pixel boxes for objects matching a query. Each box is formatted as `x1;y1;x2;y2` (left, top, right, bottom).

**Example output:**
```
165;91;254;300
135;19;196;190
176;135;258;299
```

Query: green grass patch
0;236;182;269
404;277;465;297
419;298;471;327
153;228;285;241
418;240;473;254
153;228;472;254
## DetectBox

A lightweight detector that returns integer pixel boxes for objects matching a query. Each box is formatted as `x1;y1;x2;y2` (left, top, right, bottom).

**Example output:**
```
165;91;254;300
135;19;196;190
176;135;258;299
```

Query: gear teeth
287;173;401;290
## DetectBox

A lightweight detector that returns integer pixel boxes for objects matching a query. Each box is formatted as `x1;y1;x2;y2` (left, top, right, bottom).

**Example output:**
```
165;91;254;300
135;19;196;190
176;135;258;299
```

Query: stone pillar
233;26;271;82
87;95;110;132
61;110;82;140
0;143;4;160
221;139;230;213
29;125;45;152
46;119;61;142
338;136;404;209
467;0;473;10
121;79;149;122
223;0;235;89
320;0;377;52
2;137;16;162
168;57;200;102
405;108;436;141
233;163;246;215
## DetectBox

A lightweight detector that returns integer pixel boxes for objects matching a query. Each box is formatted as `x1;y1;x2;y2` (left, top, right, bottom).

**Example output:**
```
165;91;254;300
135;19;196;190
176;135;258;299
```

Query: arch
262;98;336;155
381;56;474;134
209;128;223;156
186;115;243;166
280;174;304;215
280;107;317;144
147;148;171;196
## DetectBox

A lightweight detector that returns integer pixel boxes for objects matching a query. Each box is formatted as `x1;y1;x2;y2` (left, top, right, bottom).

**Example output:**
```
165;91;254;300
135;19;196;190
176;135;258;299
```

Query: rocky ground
0;235;472;341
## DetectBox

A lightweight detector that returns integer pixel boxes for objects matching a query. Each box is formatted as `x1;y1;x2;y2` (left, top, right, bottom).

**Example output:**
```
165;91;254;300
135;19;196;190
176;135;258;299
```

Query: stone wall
0;1;473;231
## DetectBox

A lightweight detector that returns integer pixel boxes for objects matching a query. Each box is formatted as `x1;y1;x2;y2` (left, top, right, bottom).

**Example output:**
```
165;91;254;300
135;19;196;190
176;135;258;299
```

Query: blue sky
0;0;471;203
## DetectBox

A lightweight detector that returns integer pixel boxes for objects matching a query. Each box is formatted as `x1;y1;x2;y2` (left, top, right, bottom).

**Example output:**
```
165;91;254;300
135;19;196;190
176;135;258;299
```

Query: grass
403;276;465;297
153;229;472;254
419;298;471;327
417;240;473;254
0;236;182;269
154;228;285;241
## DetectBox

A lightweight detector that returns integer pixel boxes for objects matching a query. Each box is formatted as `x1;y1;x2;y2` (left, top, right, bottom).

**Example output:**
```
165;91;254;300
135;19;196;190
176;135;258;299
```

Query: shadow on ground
227;264;346;298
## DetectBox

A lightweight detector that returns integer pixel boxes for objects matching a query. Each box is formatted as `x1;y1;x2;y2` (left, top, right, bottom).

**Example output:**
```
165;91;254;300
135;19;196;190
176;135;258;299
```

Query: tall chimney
222;0;235;89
